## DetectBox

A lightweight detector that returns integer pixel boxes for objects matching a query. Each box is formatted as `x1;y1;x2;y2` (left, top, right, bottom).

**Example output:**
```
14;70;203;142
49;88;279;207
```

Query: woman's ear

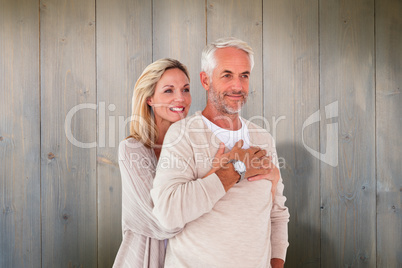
146;97;153;106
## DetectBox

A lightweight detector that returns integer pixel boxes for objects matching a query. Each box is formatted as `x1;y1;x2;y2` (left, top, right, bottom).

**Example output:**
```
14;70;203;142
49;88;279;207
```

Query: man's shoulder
242;117;272;136
163;112;205;146
241;116;276;148
168;111;204;132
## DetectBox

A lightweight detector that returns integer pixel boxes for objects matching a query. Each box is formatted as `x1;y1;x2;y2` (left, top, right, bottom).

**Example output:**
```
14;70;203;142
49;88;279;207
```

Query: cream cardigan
151;112;289;268
113;138;181;268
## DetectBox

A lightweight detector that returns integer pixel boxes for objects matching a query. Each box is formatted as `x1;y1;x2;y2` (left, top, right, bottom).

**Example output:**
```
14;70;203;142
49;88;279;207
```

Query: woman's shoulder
118;137;153;158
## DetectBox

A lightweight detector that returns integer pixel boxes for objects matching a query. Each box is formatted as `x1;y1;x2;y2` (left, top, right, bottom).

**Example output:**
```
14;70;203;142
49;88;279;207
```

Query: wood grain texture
207;0;263;121
1;1;401;267
263;0;320;266
153;0;206;115
40;0;97;266
0;0;40;267
320;0;376;266
96;0;152;267
375;0;402;266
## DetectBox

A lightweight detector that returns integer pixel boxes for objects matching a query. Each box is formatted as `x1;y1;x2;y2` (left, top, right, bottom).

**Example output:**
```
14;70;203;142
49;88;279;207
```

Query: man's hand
202;142;229;178
271;258;284;268
248;159;280;200
215;140;273;191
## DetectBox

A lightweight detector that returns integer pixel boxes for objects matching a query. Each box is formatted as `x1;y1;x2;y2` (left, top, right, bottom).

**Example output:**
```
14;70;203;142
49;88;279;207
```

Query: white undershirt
202;115;250;150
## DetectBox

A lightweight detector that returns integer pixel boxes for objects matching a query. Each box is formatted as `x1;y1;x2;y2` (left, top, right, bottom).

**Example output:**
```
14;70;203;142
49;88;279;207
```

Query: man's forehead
214;47;251;72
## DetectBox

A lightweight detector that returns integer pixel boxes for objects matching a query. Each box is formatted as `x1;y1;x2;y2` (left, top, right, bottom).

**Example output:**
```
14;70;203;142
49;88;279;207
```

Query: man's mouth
225;94;244;100
224;91;246;98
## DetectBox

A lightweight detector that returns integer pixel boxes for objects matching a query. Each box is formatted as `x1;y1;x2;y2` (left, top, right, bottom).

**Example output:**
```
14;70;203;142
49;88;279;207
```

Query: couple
113;37;289;268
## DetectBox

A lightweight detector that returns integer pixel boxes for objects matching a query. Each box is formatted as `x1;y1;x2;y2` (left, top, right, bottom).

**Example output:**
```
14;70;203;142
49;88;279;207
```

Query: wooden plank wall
153;0;206;114
264;0;320;266
1;0;401;267
96;1;152;267
40;0;97;266
0;0;40;267
375;0;402;266
320;0;376;267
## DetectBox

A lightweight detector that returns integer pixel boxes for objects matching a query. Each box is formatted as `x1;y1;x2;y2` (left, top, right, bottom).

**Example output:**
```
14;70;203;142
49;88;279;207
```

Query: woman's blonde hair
128;58;190;147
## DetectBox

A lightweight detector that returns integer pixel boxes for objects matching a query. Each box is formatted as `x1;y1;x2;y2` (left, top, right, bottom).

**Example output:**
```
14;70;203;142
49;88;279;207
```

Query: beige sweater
151;112;289;268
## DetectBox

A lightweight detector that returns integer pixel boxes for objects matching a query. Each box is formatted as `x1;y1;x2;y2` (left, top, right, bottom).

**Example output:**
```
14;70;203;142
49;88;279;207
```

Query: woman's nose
174;91;185;102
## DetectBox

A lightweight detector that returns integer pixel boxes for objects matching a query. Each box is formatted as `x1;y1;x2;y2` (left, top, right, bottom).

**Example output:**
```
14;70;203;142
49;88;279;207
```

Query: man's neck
202;107;242;131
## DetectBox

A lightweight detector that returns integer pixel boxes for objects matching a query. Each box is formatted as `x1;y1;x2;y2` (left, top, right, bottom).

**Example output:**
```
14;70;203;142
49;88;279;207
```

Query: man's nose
232;77;242;90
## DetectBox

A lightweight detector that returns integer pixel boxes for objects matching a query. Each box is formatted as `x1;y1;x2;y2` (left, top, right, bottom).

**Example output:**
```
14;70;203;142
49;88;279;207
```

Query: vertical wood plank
0;0;40;267
40;0;97;266
153;0;206;115
376;0;402;266
320;0;376;266
263;0;320;266
207;0;263;120
96;0;152;267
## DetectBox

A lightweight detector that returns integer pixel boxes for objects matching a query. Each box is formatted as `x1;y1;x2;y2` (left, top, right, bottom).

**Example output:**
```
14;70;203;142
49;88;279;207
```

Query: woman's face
147;68;192;126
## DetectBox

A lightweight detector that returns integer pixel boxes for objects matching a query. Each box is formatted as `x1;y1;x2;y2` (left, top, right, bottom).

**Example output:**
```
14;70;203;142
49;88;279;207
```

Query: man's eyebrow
221;70;250;75
222;70;234;74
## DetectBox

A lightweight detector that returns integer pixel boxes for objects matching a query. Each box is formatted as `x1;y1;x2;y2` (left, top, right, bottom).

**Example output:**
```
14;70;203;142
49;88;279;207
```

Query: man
151;37;289;267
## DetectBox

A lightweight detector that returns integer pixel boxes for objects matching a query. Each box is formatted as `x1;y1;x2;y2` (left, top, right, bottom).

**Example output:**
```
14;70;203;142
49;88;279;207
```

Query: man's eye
223;74;231;78
242;75;249;79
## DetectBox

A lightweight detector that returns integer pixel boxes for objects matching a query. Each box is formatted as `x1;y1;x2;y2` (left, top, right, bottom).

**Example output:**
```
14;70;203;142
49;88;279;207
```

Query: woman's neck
153;120;171;159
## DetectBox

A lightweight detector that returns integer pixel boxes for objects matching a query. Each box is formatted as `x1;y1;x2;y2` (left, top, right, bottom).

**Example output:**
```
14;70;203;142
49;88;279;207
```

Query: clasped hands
206;140;280;196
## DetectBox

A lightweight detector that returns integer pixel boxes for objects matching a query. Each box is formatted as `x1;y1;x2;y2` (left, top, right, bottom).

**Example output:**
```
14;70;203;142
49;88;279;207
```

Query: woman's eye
183;88;190;92
164;89;173;93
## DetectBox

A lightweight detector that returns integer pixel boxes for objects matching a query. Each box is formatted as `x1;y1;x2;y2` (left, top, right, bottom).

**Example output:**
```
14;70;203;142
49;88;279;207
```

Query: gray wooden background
1;0;401;267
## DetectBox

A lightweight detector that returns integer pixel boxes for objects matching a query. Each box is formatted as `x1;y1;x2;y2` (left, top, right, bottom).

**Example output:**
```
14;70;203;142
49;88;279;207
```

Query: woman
113;58;192;268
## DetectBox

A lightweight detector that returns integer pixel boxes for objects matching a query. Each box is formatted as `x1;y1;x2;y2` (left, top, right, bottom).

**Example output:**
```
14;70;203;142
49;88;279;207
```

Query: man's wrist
215;162;241;192
228;159;246;183
270;258;284;268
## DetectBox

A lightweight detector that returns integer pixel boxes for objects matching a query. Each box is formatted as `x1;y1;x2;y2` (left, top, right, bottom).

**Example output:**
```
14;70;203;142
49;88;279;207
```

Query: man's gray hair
201;37;254;78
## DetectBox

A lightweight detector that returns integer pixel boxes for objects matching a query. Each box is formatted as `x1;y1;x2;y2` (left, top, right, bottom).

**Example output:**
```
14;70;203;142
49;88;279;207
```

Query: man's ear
200;72;210;91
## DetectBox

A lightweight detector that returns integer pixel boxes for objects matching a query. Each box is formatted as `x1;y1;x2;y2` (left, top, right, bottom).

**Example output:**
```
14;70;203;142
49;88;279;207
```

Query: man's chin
223;105;243;115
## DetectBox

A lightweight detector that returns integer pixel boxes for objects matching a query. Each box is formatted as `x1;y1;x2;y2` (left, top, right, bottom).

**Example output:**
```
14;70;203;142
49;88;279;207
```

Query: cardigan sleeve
150;122;226;230
269;137;290;261
118;139;182;239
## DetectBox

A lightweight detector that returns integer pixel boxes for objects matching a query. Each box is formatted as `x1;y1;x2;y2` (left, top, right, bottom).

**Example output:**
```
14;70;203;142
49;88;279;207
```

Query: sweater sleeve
118;139;182;240
269;137;290;261
150;122;226;230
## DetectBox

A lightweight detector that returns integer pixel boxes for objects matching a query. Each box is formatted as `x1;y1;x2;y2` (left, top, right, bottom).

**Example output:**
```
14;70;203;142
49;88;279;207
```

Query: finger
247;146;261;155
246;167;272;179
247;174;268;181
260;157;274;169
214;142;226;157
254;149;267;159
234;139;244;149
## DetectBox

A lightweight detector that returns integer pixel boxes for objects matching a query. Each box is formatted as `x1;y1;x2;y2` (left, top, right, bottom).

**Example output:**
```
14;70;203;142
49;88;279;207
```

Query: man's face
208;47;251;115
